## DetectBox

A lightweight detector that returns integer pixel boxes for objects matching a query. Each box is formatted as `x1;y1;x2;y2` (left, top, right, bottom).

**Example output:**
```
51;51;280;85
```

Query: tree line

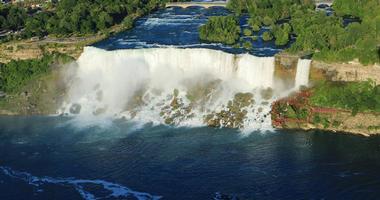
0;0;168;38
204;0;379;65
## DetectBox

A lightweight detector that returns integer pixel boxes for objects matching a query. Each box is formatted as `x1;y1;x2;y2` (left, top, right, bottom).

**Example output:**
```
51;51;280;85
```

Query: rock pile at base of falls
205;93;255;129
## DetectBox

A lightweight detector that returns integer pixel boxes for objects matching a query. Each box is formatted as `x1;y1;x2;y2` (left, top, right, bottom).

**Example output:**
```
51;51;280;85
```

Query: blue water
1;116;380;200
93;7;291;56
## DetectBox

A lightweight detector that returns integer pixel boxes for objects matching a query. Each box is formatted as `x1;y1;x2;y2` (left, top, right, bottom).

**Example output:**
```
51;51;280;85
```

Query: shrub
243;41;252;49
248;16;262;31
272;23;291;46
252;24;260;32
243;28;252;36
310;80;380;115
262;31;273;41
0;53;73;93
263;16;274;26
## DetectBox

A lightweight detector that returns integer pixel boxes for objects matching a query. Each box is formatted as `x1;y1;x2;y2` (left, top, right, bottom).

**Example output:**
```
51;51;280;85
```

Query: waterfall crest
61;47;279;131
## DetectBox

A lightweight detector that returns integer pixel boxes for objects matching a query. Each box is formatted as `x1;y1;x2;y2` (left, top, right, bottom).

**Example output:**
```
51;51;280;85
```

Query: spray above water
61;47;310;131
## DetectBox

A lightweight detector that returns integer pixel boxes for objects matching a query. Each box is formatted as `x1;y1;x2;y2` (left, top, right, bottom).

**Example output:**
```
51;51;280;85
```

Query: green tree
199;16;241;45
243;28;252;36
272;23;291;46
243;41;252;49
262;31;273;41
263;16;273;26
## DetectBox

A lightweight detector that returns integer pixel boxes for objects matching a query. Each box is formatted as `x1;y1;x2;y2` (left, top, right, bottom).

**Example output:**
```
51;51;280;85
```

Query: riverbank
271;89;380;137
273;52;379;136
0;54;71;115
0;23;131;63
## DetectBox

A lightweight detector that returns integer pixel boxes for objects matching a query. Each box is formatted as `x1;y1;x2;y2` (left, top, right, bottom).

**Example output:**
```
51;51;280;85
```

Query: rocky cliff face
0;43;83;63
0;35;105;63
274;53;380;84
274;53;298;86
311;60;380;83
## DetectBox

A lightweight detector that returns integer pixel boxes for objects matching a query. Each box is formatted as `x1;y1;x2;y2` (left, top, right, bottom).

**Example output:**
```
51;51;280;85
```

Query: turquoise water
1;116;380;200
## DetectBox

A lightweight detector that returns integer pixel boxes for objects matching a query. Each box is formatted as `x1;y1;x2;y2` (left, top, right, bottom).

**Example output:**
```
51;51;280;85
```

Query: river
93;7;291;56
1;116;380;200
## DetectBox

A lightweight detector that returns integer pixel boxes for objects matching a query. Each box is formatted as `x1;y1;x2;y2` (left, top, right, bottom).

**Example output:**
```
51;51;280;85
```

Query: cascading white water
61;47;279;131
295;59;312;88
236;55;275;89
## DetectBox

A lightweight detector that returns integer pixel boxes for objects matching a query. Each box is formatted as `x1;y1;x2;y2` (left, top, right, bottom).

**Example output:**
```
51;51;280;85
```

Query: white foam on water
0;166;161;200
143;17;203;26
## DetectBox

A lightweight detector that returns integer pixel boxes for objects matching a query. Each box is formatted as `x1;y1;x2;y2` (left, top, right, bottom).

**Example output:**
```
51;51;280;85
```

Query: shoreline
0;110;377;137
271;90;380;137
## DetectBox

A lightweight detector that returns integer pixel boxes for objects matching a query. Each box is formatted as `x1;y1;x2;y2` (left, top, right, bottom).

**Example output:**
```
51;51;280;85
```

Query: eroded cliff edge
274;53;380;136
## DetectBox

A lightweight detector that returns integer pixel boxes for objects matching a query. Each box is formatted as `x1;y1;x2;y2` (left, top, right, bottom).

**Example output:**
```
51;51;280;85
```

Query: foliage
271;23;291;46
228;0;314;19
248;16;262;32
24;12;52;38
199;16;241;45
310;80;380;115
251;24;260;32
226;0;380;64
0;0;165;38
243;41;252;49
0;53;73;93
0;5;27;31
289;0;380;65
262;16;273;26
262;31;273;41
243;28;252;36
277;103;308;120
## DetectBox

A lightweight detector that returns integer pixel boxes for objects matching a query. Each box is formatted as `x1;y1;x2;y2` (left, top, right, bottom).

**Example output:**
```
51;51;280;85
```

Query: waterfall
61;47;277;131
295;59;311;88
236;55;275;88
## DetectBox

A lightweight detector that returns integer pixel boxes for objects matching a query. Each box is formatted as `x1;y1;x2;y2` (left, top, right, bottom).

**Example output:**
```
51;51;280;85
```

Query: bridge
165;0;333;9
165;1;228;9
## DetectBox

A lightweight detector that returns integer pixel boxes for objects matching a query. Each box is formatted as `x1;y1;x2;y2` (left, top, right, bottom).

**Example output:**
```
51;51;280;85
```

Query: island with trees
200;0;379;65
